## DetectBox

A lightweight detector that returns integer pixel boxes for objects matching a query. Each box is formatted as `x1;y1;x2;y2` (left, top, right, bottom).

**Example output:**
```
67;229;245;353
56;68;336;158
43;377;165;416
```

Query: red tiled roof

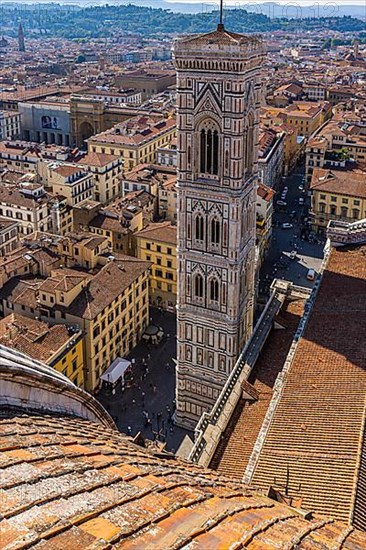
251;244;366;527
1;414;366;548
210;299;304;479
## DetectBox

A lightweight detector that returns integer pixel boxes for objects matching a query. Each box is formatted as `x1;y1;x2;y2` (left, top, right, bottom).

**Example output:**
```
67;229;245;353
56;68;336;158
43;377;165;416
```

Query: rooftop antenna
218;0;224;31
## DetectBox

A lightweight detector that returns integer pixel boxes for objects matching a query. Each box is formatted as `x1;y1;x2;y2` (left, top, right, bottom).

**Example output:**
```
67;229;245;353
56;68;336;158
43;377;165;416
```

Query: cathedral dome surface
0;345;114;429
1;412;366;549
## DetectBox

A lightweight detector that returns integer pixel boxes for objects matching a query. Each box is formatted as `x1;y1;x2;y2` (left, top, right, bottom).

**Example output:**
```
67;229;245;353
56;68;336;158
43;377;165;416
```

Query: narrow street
259;165;325;297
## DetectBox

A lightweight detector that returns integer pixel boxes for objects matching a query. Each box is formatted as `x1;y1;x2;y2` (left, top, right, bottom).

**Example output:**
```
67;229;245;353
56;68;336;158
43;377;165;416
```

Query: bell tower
173;25;264;429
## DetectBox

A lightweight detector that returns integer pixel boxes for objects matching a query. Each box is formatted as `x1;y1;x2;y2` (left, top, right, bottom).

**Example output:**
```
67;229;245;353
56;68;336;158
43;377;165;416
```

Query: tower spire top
218;0;224;30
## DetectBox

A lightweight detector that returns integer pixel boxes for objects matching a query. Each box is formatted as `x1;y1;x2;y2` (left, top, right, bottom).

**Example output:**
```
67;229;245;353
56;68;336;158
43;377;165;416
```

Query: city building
310;166;366;234
19;99;71;146
256;182;275;259
0;313;84;387
303;82;327;101
70;95;145;148
261;101;332;138
173;25;264;429
0;110;21;140
0;258;150;392
22;231;112;271
37;161;94;206
87;191;154;255
134;221;177;310
88;116;176;170
305;120;366;183
0;182;51;235
77;152;123;204
0;218;19;256
158;172;177;223
157;138;178;167
114;69;176;99
2;347;366;548
257;128;285;188
0;141;81;173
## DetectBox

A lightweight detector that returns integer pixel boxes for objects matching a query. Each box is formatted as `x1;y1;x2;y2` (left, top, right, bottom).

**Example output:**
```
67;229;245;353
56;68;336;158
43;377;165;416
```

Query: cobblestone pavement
96;307;192;453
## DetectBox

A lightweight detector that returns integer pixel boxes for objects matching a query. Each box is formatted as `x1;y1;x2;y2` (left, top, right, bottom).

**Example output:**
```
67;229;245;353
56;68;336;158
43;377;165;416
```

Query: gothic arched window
194;274;204;298
199;120;220;176
210;278;219;302
195;214;204;241
211;217;220;245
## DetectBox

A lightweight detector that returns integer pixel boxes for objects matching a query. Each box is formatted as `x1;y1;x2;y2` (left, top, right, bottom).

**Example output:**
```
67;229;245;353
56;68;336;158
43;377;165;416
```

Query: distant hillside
1;3;365;38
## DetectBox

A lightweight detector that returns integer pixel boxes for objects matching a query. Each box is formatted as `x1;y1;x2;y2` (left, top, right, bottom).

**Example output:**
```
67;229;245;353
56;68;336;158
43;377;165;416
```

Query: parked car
298;197;304;205
306;268;316;281
282;223;293;229
290;250;297;259
277;200;287;207
298;184;304;191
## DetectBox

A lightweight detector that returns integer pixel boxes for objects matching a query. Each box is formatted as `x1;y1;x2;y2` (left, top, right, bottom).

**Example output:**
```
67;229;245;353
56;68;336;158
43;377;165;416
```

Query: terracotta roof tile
252;244;366;527
0;414;366;549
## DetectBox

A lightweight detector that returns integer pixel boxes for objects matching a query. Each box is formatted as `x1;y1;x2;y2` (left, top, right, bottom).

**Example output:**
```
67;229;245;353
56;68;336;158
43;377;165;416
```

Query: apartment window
354;200;360;206
167;247;172;255
146;243;151;250
353;209;360;219
330;205;337;215
157;258;161;266
319;203;326;213
157;245;161;253
167;260;172;268
72;359;78;372
320;194;326;200
331;196;337;202
155;269;163;278
166;272;173;281
341;207;348;218
342;198;348;204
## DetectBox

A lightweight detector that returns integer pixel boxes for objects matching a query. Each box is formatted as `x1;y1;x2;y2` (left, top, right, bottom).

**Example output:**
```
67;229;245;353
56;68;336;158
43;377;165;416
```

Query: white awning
101;357;131;384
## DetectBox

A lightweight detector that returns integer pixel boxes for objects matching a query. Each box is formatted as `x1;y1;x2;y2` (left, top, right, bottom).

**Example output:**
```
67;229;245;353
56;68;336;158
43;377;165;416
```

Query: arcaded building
173;25;264;429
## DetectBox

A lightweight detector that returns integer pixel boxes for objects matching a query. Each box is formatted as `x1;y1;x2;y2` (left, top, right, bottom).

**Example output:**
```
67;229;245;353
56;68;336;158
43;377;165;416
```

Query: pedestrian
132;399;136;406
153;385;157;394
127;426;132;436
142;391;145;406
166;362;170;371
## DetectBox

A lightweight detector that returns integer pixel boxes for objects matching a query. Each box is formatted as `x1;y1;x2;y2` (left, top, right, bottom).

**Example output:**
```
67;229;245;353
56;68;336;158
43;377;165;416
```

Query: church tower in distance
173;24;264;429
18;23;25;52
